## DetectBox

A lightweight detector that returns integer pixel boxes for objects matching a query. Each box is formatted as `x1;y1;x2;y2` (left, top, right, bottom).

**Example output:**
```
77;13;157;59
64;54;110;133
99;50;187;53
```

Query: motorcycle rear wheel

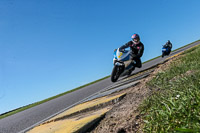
111;65;121;82
162;52;165;58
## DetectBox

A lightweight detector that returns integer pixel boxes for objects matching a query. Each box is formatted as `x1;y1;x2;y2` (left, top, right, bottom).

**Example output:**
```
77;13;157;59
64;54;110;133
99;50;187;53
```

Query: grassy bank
140;45;200;132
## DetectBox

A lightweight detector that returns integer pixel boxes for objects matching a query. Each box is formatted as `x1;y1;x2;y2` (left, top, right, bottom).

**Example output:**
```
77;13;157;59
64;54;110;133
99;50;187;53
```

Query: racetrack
0;40;199;133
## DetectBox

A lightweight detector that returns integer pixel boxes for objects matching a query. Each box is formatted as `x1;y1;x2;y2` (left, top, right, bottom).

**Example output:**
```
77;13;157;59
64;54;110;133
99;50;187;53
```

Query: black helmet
131;34;140;44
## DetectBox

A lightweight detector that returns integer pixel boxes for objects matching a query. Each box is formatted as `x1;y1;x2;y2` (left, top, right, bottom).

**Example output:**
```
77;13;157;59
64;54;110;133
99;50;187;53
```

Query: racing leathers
163;41;172;54
119;41;144;68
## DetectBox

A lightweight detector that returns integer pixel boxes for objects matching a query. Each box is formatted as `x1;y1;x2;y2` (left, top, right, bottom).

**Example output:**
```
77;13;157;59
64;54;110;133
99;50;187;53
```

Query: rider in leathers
119;34;144;69
163;40;172;54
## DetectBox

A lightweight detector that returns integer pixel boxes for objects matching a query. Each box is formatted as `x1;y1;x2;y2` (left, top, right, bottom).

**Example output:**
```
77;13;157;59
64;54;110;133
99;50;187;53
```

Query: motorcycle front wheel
111;65;121;82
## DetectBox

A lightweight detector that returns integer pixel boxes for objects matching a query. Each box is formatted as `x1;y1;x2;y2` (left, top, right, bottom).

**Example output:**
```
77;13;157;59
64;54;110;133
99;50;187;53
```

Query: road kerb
27;107;111;133
27;93;126;133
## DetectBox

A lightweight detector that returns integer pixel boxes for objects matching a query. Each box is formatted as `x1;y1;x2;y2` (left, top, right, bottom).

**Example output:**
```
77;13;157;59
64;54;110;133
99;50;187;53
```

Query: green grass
0;75;109;119
140;44;200;132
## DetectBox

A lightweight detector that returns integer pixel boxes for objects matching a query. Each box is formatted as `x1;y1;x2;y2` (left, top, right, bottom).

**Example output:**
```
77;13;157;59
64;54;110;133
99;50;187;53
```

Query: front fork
114;62;125;74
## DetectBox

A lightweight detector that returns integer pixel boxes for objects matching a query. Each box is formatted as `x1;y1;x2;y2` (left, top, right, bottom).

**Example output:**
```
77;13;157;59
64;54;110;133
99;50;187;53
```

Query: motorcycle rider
119;33;144;70
163;40;172;54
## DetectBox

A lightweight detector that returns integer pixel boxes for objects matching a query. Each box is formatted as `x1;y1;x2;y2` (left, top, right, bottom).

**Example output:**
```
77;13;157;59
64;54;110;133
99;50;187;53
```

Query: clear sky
0;0;200;114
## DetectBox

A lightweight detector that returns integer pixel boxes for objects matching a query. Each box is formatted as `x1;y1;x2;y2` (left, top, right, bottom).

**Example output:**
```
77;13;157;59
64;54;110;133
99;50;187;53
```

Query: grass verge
140;44;200;132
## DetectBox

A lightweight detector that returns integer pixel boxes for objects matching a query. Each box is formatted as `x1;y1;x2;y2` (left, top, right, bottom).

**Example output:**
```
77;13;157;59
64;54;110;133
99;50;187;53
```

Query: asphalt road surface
0;40;199;133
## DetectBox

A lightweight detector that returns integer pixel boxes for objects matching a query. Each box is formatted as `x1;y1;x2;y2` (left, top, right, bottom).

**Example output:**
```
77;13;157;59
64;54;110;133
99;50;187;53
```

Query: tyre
127;69;132;75
127;66;135;76
162;52;165;58
111;65;121;82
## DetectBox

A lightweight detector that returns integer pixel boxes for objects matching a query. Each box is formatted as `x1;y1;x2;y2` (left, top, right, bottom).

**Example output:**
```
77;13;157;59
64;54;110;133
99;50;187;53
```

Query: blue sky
0;0;200;114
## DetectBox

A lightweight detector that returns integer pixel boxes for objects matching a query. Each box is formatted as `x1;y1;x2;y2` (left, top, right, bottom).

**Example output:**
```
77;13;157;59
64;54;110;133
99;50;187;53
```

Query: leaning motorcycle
111;48;135;82
162;46;171;58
